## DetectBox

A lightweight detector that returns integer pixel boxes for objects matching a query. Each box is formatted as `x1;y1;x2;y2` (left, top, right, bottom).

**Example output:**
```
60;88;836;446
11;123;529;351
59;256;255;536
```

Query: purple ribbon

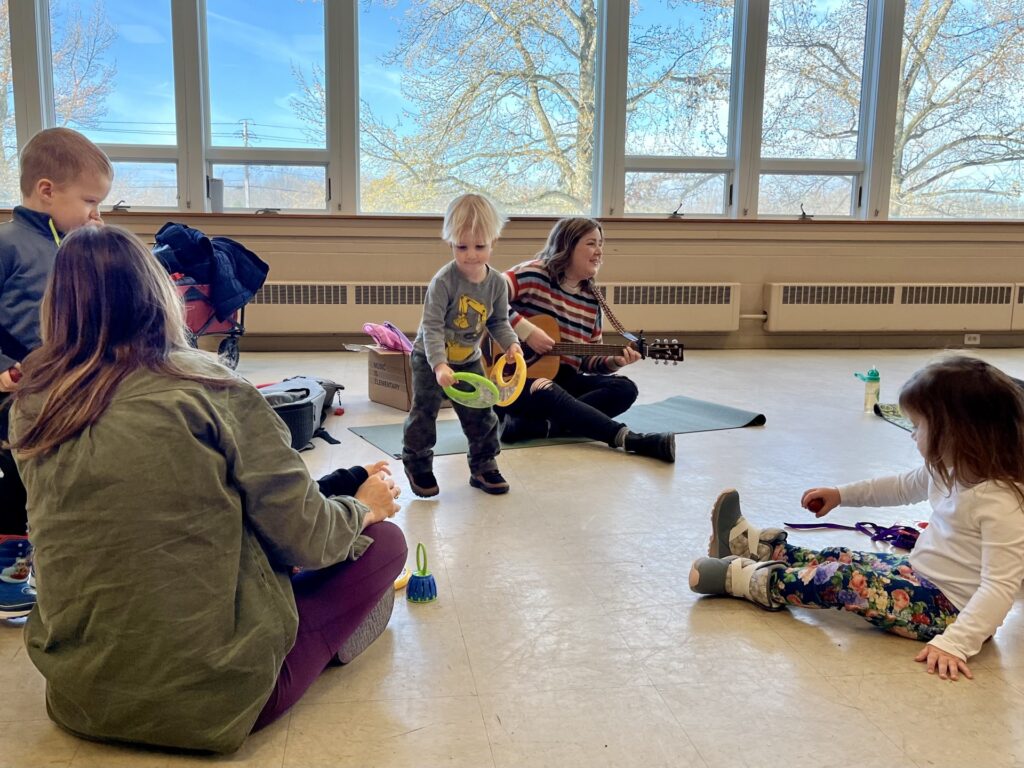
783;521;920;551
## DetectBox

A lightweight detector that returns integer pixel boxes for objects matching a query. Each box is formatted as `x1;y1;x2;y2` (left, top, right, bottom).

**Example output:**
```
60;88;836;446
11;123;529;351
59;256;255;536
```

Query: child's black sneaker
405;467;439;498
469;469;510;495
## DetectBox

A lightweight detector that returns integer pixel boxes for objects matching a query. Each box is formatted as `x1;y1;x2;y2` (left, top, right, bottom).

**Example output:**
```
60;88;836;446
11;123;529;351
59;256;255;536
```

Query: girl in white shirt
690;355;1024;683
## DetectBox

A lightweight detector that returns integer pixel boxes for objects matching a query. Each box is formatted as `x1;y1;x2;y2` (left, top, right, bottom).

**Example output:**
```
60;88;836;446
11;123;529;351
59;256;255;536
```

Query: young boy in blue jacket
0;127;111;617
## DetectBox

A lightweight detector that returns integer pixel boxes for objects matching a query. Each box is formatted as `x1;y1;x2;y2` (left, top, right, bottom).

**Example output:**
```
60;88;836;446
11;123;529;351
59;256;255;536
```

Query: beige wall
99;212;1024;349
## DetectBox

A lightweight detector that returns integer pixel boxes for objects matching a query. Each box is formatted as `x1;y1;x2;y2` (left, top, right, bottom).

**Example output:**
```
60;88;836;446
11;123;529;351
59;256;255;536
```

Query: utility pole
240;119;252;208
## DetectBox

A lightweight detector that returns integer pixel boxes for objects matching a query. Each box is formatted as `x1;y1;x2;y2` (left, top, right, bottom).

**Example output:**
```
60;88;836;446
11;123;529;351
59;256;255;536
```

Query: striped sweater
504;259;616;374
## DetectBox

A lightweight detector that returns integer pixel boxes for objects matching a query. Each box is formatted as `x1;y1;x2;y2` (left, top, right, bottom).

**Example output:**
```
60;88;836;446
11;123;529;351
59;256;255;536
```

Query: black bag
260;376;343;451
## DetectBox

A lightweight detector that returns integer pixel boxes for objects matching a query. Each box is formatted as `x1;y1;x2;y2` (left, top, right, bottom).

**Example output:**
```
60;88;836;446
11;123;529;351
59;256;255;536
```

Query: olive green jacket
12;354;371;753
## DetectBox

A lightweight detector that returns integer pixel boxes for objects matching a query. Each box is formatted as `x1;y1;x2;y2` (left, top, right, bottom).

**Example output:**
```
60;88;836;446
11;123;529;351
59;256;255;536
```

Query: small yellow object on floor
393;566;411;590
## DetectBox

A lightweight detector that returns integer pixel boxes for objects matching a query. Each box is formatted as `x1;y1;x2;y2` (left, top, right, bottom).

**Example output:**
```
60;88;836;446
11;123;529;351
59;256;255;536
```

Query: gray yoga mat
349;395;766;458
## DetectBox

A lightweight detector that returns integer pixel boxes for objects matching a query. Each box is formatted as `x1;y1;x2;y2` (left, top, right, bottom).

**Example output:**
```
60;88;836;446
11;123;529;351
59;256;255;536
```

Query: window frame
4;0;1017;221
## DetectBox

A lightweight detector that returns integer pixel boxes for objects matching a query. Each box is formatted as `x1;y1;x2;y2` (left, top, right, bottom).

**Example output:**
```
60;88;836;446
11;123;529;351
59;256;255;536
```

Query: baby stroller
174;280;246;369
153;222;269;370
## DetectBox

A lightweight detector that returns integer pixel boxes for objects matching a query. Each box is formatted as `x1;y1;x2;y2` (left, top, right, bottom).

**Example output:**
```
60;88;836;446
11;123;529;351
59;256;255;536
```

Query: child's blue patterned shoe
0;535;35;619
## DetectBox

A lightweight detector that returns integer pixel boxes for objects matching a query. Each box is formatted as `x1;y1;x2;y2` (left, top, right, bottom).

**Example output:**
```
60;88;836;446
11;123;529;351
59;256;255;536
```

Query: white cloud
116;24;165;45
206;11;321;66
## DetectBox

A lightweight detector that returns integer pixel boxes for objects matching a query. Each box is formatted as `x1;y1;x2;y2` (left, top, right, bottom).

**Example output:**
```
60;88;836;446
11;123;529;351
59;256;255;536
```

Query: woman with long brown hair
498;217;676;462
9;225;406;753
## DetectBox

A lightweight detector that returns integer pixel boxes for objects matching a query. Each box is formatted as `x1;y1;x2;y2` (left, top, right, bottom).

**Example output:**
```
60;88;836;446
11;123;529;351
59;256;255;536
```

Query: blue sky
58;0;415;148
59;1;711;150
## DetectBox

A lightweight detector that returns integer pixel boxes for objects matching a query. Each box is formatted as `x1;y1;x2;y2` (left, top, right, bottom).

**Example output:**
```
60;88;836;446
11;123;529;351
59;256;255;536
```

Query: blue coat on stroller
153;222;269;369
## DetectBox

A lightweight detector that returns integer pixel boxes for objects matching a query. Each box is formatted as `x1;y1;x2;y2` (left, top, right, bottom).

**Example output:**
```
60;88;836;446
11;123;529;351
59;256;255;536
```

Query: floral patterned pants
770;544;959;641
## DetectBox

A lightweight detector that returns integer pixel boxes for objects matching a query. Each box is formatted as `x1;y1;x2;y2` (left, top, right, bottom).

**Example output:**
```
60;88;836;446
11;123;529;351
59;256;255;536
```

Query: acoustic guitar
490;314;684;379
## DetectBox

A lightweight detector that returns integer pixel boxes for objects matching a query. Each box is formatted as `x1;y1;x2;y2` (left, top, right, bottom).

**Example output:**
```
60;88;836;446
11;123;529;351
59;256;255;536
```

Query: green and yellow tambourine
489;350;526;407
443;371;500;409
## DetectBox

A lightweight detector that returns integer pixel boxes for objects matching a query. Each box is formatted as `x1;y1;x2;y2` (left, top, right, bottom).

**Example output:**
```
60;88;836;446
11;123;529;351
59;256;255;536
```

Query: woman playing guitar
497;218;676;463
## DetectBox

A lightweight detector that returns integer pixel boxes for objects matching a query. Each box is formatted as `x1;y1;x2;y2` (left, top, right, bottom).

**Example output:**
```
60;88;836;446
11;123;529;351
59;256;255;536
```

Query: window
758;174;854;216
49;0;176;145
358;0;596;215
756;0;867;217
761;0;866;160
626;0;734;158
0;1;17;206
108;162;177;208
622;0;735;217
624;172;727;216
889;0;1024;219
206;0;325;149
210;164;326;211
3;0;1021;220
204;1;327;212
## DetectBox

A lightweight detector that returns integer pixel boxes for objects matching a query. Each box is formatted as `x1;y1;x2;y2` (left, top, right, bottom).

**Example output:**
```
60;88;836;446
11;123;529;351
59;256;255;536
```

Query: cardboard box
367;347;450;412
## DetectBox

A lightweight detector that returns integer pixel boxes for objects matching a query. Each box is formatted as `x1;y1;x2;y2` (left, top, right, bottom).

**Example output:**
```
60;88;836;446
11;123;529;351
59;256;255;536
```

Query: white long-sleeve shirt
838;466;1024;661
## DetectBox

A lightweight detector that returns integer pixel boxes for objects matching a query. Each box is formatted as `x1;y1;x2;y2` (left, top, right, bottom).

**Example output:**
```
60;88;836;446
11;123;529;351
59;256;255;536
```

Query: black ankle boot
623;431;676;463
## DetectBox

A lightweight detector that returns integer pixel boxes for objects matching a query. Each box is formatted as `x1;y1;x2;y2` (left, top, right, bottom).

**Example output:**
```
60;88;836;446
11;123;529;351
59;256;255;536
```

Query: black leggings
0;401;27;535
497;366;638;445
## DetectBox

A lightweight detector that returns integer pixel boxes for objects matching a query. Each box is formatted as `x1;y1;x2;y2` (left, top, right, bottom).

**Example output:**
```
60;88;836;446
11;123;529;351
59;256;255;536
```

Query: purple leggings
252;520;408;729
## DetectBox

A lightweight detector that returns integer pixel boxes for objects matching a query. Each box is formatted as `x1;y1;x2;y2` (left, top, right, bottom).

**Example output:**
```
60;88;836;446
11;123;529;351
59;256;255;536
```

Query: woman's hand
355;469;401;526
915;645;973;681
505;342;523;360
800;487;840;517
434;363;456;388
526;328;555;354
610;346;642;370
363;460;391;477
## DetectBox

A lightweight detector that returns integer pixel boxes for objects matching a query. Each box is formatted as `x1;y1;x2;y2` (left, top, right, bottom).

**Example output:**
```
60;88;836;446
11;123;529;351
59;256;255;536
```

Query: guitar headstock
634;333;685;365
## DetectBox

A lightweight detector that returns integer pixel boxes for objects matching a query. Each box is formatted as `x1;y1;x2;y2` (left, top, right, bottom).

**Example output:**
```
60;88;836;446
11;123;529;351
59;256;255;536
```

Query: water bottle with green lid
854;367;880;413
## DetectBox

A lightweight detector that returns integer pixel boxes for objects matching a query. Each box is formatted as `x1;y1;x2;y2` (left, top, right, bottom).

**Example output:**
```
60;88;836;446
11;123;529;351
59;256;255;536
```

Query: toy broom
406;542;437;603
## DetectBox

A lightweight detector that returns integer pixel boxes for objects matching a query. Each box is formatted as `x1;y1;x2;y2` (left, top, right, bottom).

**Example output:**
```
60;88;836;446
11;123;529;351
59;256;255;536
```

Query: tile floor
4;347;1024;767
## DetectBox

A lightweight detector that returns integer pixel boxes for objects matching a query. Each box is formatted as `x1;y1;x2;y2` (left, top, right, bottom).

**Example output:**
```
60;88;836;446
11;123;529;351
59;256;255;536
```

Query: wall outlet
964;333;981;345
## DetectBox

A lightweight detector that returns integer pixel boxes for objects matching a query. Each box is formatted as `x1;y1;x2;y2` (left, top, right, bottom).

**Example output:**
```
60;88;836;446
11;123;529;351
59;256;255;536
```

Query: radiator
1013;285;1024;331
602;282;739;332
244;281;740;334
244;282;426;334
764;283;1014;332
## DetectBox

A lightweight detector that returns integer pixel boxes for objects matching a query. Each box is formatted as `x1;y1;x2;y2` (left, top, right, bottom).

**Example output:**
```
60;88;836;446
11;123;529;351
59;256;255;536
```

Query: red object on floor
334;407;345;416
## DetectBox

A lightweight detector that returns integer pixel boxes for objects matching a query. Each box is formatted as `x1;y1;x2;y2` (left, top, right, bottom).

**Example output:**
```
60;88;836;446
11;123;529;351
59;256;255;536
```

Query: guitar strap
586;280;638;343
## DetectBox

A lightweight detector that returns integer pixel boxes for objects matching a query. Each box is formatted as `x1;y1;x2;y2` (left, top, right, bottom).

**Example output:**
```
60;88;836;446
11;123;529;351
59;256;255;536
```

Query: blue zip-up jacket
0;207;60;370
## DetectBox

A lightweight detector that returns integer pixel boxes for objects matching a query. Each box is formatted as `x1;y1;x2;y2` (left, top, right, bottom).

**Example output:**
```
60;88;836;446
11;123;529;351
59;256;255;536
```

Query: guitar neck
550;342;623;357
